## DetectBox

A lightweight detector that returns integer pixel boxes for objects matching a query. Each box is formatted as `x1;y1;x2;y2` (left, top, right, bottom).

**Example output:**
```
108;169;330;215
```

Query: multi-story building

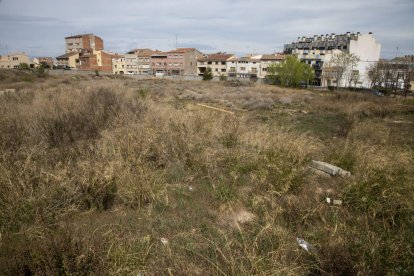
124;54;139;75
112;55;125;74
128;49;161;75
150;48;203;76
284;32;381;87
0;52;32;69
197;54;235;77
78;50;119;72
227;56;261;79
65;34;103;53
255;54;285;79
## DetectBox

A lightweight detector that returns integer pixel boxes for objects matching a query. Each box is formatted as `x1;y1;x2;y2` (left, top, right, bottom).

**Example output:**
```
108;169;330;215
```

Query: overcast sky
0;0;413;58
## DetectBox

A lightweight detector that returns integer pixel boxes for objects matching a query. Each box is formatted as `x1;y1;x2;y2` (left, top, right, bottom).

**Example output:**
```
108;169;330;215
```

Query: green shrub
203;67;213;81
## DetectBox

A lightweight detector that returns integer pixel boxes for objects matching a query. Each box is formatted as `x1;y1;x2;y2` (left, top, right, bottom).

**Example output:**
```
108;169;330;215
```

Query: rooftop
65;33;93;39
56;52;78;59
198;54;234;62
167;48;197;54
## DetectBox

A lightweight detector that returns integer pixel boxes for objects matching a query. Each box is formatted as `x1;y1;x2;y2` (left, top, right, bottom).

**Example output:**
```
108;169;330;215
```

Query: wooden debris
196;103;235;115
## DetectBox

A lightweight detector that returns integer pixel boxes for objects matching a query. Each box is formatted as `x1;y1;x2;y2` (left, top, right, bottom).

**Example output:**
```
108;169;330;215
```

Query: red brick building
65;34;103;53
150;48;203;76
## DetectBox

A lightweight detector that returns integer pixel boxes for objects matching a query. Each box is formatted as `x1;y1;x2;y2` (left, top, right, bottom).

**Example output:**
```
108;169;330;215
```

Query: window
208;61;212;65
240;67;246;71
215;62;218;65
215;68;218;72
221;69;226;72
251;68;257;73
230;67;236;72
12;57;18;61
221;62;226;65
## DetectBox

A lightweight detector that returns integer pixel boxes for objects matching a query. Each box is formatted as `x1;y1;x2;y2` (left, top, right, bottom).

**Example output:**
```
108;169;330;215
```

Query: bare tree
350;70;360;88
323;52;360;90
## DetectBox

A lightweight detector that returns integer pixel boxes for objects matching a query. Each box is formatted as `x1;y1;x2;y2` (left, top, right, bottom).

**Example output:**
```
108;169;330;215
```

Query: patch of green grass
294;112;351;139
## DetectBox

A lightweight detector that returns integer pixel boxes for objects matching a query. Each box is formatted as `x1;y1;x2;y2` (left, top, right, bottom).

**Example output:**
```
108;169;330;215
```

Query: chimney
369;32;373;35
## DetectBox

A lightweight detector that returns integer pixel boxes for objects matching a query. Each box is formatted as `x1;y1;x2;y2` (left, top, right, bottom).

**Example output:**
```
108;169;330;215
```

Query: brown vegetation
0;69;413;275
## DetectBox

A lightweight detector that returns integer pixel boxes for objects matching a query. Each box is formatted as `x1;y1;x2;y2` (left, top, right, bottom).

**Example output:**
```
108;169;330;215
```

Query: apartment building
150;48;203;76
197;54;235;77
227;56;261;79
284;32;381;87
0;52;32;69
56;52;79;69
128;48;161;74
65;34;103;53
112;55;125;74
255;54;285;79
124;54;139;75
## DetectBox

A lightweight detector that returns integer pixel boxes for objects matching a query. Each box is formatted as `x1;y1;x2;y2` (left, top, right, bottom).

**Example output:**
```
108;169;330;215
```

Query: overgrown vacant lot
1;70;413;275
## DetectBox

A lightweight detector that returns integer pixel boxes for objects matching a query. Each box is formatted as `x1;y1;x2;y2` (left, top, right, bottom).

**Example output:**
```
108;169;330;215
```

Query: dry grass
0;70;413;275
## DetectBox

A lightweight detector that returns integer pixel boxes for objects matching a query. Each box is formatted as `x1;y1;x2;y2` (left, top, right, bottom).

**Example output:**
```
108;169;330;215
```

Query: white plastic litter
326;197;343;206
297;238;311;252
160;238;169;245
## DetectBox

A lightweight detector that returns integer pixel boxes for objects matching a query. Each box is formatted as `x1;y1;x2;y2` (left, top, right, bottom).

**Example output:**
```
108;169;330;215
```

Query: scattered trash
297;238;313;252
391;120;412;124
310;160;351;177
188;186;194;192
326;197;343;206
160;238;169;245
5;88;16;93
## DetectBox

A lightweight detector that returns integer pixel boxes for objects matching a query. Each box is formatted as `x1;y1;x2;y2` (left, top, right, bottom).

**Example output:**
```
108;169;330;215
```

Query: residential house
56;52;79;69
284;32;381;87
124;54;139;75
112;55;125;74
226;56;261;79
197;54;235;77
150;48;203;76
0;52;32;69
128;48;161;74
255;54;285;79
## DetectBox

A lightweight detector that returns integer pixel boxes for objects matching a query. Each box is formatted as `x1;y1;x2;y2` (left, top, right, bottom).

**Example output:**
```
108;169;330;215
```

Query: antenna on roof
175;33;178;49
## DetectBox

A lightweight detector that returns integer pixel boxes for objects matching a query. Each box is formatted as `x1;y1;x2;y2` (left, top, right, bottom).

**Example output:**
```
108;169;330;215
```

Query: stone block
311;160;351;177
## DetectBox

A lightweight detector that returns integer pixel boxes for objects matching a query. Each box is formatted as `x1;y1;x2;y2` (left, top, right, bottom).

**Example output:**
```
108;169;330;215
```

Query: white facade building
197;54;235;77
125;54;139;75
112;56;125;74
227;56;261;79
285;32;381;88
